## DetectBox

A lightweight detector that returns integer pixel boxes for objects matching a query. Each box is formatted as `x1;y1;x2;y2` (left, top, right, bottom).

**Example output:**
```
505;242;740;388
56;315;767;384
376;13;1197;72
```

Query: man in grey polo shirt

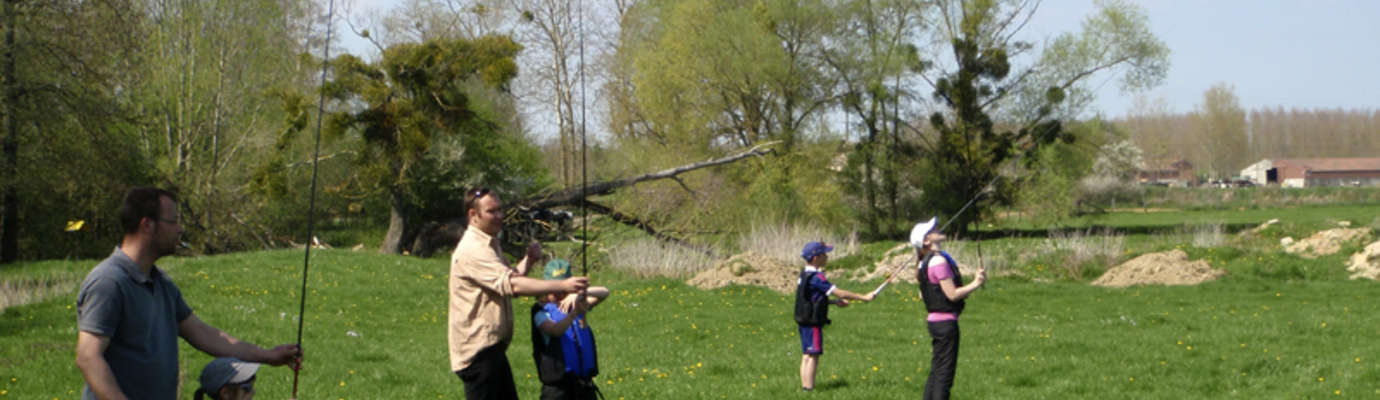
75;188;301;400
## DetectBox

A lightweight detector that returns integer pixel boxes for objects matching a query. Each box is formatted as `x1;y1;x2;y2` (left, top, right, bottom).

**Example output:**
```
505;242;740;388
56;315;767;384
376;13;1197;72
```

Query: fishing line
292;0;335;396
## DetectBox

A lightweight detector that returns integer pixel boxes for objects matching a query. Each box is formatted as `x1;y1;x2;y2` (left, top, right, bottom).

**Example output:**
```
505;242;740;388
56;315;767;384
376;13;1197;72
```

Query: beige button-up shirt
448;225;516;372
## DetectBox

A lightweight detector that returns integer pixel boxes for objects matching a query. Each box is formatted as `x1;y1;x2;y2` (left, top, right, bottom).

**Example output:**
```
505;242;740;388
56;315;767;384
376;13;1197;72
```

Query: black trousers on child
924;320;960;400
457;343;519;400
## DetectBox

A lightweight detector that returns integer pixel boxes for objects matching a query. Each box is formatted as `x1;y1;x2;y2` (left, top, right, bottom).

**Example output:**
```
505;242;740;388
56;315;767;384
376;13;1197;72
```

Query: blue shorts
798;325;823;355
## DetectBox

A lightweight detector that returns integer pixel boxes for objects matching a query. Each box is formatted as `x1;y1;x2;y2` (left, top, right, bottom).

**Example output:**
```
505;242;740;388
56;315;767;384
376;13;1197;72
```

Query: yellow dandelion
339;381;346;387
1129;377;1135;382
1356;357;1362;363
872;365;879;371
1318;377;1325;382
1186;346;1192;351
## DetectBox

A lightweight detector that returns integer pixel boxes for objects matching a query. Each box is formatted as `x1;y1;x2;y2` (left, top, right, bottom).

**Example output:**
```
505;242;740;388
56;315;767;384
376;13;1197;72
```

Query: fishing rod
292;0;335;397
578;0;588;280
868;152;1012;297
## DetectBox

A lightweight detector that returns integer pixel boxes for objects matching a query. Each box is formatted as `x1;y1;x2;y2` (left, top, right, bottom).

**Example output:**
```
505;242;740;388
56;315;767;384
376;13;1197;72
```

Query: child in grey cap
194;357;258;400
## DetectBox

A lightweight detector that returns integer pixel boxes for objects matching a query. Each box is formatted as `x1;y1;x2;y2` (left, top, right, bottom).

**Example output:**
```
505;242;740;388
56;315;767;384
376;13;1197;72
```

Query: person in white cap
911;218;985;400
194;357;259;400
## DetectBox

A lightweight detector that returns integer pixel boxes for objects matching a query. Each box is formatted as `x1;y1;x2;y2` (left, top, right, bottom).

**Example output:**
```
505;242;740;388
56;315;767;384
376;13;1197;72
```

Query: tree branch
578;200;714;257
516;141;778;210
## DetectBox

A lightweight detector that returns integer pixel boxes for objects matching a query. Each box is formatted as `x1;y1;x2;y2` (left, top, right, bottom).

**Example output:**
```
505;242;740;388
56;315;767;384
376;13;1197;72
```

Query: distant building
1138;158;1195;187
1239;158;1380;187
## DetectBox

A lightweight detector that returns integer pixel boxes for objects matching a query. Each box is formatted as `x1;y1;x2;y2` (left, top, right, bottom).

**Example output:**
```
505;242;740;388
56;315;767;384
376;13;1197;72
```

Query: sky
336;0;1380;119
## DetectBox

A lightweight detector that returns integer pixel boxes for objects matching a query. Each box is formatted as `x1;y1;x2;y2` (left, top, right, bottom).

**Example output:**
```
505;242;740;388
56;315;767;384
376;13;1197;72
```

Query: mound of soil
686;252;800;294
1284;228;1371;258
849;244;976;283
1347;239;1380;280
1091;249;1224;288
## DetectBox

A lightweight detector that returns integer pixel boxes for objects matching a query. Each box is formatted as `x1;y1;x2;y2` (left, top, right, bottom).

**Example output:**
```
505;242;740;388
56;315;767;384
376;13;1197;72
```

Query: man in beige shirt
450;187;588;400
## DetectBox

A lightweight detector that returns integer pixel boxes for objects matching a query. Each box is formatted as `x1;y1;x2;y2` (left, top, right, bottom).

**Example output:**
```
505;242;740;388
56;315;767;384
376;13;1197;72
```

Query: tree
822;0;928;239
323;35;547;254
615;0;833;150
916;0;1168;233
1197;83;1246;178
134;0;317;253
1;0;151;262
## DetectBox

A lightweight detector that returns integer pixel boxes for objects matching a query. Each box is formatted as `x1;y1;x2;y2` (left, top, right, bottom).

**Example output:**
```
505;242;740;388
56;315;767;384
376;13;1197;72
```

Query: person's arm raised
938;268;986;302
512;276;588;297
514;242;543;277
178;314;301;368
831;287;876;303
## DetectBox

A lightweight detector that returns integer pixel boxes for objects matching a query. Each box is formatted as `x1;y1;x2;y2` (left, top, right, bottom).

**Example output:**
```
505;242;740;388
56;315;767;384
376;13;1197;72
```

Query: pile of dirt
1283;228;1371;258
686;252;800;294
1091;249;1224;288
849;244;976;283
1347;239;1380;280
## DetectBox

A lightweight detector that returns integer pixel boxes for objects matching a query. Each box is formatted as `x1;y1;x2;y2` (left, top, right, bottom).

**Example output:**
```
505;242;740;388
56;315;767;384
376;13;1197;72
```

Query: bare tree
1198;83;1247;177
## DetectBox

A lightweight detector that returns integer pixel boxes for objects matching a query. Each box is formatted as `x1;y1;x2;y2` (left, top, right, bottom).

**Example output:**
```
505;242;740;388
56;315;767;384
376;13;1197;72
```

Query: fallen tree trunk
509;142;776;254
577;200;713;256
516;142;776;210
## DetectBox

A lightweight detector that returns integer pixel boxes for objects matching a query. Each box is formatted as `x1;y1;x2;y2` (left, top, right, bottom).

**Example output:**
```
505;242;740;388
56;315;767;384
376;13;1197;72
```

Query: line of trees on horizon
1119;84;1380;179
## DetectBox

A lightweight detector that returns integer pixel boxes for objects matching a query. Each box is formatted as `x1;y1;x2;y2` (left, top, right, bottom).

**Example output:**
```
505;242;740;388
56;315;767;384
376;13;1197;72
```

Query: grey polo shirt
76;247;192;400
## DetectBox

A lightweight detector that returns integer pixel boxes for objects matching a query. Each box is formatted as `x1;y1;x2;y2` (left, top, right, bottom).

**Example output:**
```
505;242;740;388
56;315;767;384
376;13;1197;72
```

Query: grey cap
198;357;259;394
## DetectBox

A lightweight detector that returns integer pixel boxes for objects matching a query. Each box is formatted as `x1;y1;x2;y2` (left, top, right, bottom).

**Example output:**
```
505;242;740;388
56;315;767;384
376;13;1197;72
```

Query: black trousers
540;377;600;400
924;320;960;400
457;343;519;400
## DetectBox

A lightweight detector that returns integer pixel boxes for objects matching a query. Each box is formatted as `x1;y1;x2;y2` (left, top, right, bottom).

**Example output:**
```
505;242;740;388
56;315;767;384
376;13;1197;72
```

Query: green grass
995;203;1380;235
3;245;1378;399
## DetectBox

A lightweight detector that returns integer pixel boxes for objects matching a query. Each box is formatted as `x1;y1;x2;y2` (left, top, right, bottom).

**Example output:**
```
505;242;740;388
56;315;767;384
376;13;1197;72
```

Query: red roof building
1240;158;1380;187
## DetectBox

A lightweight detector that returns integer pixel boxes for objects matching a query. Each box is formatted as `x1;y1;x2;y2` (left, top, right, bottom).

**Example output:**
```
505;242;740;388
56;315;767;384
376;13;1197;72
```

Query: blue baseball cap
801;241;834;262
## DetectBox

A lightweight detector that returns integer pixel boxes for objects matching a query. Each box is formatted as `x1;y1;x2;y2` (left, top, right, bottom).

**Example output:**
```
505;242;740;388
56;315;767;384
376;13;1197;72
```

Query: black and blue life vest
530;302;599;384
794;269;831;326
917;251;965;314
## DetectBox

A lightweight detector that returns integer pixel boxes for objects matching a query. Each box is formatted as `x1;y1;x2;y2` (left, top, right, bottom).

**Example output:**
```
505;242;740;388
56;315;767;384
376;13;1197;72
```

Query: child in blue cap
530;259;610;400
794;241;875;392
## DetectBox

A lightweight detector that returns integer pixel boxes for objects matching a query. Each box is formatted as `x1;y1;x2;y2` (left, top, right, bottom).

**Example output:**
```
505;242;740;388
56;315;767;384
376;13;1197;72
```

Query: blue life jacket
530;302;599;383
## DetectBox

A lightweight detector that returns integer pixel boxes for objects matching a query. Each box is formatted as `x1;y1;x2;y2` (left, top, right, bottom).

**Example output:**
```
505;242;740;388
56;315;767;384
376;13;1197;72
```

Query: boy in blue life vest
913;220;986;400
530;259;610;400
795;241;875;392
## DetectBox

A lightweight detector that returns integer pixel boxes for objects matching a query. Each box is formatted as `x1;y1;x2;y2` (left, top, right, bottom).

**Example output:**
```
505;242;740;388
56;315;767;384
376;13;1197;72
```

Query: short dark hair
120;187;177;234
464;187;492;213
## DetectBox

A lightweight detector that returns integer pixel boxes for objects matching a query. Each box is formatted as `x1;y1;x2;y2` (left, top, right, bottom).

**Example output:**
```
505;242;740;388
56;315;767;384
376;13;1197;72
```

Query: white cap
910;217;937;249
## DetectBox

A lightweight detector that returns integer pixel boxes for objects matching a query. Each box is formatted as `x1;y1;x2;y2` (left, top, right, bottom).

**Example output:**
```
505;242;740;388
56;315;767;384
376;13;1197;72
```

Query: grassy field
3;242;1378;399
